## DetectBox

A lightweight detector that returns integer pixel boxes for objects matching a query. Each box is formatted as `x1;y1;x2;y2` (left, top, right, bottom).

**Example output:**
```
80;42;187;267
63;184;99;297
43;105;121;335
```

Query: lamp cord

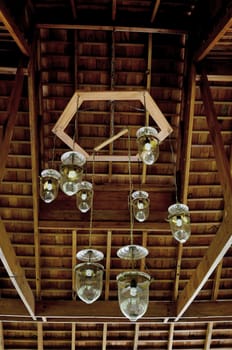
88;152;95;248
128;128;134;246
169;135;178;203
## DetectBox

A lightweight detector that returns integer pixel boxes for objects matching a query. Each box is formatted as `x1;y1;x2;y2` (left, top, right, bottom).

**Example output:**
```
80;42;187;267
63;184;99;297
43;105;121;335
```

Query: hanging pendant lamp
74;248;104;304
117;245;150;322
136;126;159;165
59;151;86;196
168;203;191;243
131;190;150;222
40;169;61;203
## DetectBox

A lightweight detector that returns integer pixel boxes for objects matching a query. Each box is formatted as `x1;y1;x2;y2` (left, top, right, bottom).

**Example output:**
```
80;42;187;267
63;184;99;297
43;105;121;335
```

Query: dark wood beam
0;220;35;320
0;299;232;323
194;3;232;62
0;0;31;56
175;69;232;321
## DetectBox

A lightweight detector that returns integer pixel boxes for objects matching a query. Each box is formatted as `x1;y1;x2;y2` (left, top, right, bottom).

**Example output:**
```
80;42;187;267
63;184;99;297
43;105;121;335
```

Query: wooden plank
112;0;117;21
38;23;187;35
39;220;170;231
71;323;76;350
94;128;128;152
72;230;77;299
0;299;232;322
150;0;160;23
0;220;35;319
102;323;107;350
168;323;174;350
37;322;43;350
0;0;31;56
0;66;24;182
133;323;140;350
204;322;213;350
0;322;4;350
104;231;112;301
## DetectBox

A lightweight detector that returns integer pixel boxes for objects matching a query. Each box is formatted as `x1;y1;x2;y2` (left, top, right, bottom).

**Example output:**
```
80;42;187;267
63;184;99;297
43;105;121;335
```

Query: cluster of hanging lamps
40;151;90;212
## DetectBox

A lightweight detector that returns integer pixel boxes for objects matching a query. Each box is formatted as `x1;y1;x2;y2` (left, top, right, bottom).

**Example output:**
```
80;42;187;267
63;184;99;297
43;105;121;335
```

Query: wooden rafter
150;0;160;23
0;0;31;56
0;65;24;182
194;4;232;61
0;322;4;350
0;220;35;320
175;69;232;321
0;299;231;322
28;57;41;299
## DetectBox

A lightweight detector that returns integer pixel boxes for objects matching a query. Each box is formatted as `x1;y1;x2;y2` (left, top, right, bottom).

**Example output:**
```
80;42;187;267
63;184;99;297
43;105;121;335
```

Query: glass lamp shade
131;190;150;222
136;126;159;165
74;262;104;304
117;271;151;322
76;181;93;213
59;151;86;196
168;203;191;243
40;169;61;203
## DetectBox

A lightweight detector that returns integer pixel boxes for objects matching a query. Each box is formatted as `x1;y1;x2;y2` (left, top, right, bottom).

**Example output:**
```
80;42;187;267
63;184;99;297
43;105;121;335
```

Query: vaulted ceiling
0;0;232;349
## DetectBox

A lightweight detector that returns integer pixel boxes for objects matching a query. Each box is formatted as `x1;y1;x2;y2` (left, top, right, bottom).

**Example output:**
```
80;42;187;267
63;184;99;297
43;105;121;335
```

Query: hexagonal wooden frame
52;90;173;162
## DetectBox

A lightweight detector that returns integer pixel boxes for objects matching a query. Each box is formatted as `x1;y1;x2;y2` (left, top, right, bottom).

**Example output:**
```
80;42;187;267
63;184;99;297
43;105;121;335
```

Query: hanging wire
169;135;178;203
51;134;57;169
73;94;80;150
127;128;134;246
88;152;95;248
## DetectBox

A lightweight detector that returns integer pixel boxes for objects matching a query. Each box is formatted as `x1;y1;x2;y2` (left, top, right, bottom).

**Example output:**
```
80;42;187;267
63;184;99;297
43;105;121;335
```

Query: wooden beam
150;0;160;23
0;322;4;350
70;0;77;20
0;66;24;182
167;323;174;350
175;67;232;321
133;323;140;350
112;0;117;21
0;220;35;319
194;5;232;62
37;322;43;350
0;0;31;56
200;70;232;201
175;215;232;321
0;299;232;322
104;231;112;301
28;56;41;300
102;323;107;350
38;23;186;35
71;323;76;350
204;322;213;350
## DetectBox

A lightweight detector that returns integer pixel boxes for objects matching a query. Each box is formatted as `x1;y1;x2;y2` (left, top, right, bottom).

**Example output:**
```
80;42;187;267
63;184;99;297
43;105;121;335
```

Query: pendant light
74;152;104;304
168;203;191;243
40;169;61;203
75;248;104;304
131;190;150;222
59;151;86;196
167;138;191;243
136;126;159;165
117;245;151;322
76;181;93;213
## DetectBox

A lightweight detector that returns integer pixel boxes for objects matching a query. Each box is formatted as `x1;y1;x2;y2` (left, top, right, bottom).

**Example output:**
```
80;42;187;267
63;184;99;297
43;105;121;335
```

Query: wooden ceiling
0;0;232;349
